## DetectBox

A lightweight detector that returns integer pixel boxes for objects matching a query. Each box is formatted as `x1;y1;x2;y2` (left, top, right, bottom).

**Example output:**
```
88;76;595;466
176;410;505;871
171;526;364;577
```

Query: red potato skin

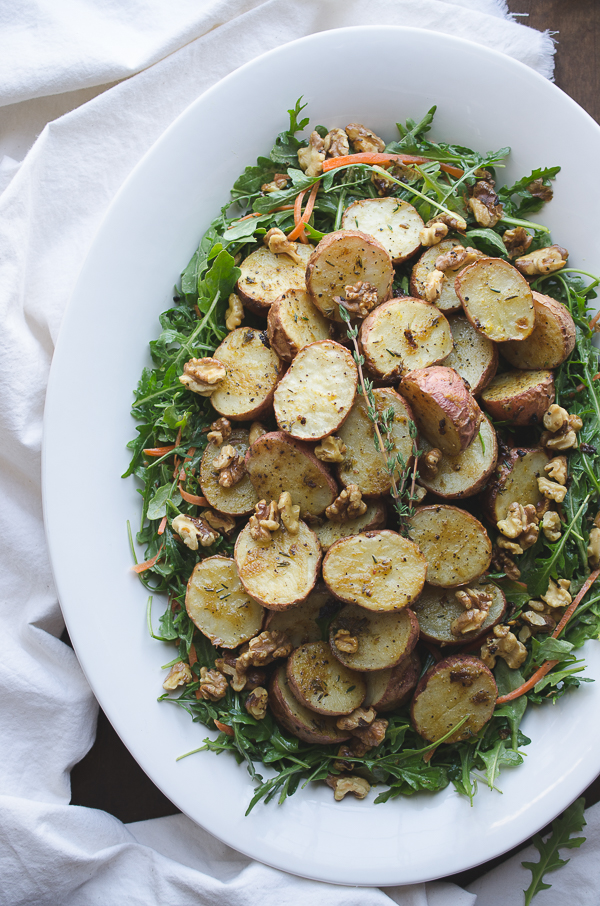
480;371;555;427
268;667;351;745
400;366;483;455
501;291;577;371
481;446;549;525
372;651;421;712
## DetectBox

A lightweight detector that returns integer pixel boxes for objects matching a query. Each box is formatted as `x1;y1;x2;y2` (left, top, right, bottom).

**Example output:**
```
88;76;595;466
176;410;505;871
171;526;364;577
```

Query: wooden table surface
68;0;600;888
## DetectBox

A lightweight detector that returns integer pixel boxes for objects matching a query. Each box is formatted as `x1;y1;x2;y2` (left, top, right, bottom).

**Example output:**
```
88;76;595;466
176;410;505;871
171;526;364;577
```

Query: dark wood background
68;0;600;888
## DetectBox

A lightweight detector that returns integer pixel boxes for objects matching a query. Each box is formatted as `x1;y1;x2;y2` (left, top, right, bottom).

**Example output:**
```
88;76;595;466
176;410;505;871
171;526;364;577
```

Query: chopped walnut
212;444;236;471
496;536;524;556
326;774;371;801
435;245;482;272
212;444;246;488
519;625;532;643
468;180;503;228
179;357;226;396
419;222;449;247
451;587;492;636
521;610;556;632
541;405;581;452
345;123;385;154
297;131;325;177
502;227;533;259
412;485;428;504
225;294;244;331
261;173;289;193
249;499;281;541
515;245;569;276
420;448;442;480
201;509;236;535
545;455;568;485
528;178;554;201
428;212;467;233
351;717;388;750
587;526;600;567
314;435;347;463
480;624;527;670
172;514;219;550
333;628;359;654
543;404;569;433
423;269;445;303
326;485;367;523
216;656;266;694
541;578;572;610
198;667;228;701
277;491;300;535
207;417;232;446
337;281;379;317
491;547;521;580
249;421;267;445
538;476;567;503
162;661;192;690
541;510;562;542
323;127;350;159
497;502;527;539
219;631;292;692
264;227;304;265
245;686;269;719
336;707;376;731
546;430;578;452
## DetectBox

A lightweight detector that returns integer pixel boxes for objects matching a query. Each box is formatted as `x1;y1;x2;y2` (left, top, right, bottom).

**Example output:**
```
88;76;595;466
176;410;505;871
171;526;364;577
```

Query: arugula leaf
392;106;437;154
147;482;179;520
465;228;508;258
270;98;309;166
494;659;528;749
478;739;523;789
522;797;586;905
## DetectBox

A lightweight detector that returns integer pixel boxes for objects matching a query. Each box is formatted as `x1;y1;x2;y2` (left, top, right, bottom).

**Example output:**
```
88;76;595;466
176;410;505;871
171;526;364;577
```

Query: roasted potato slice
269;664;351;745
210;327;282;421
336;387;415;497
305;230;394;321
266;289;332;361
455;256;534;342
482;446;550;524
441;314;498;393
329;604;419;672
323;530;427;613
237;243;313;315
411;655;497;743
364;651;421;712
234;521;321;611
341;197;424;264
200;428;258;516
244;431;337;516
407;505;492;587
360;298;453;380
287;640;366;715
501;291;576;370
265;585;337;648
480;369;554;426
412;581;506;646
418;416;497;499
400;366;483;456
410;239;465;313
186;556;264;648
313;501;386;551
273;340;357;441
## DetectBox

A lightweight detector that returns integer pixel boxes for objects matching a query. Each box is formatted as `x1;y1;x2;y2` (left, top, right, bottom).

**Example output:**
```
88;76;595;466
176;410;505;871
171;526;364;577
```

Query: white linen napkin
2;2;589;904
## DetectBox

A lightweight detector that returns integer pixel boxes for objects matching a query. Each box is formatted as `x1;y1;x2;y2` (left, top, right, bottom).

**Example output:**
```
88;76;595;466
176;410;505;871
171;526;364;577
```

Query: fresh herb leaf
522;797;586;905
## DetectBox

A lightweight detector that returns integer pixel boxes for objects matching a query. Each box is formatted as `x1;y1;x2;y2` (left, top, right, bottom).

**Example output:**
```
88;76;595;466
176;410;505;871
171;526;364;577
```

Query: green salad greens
125;102;600;812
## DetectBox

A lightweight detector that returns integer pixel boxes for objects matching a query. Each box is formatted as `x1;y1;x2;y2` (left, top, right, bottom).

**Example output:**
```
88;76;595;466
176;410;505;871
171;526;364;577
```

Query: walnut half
179;357;226;396
325;485;367;523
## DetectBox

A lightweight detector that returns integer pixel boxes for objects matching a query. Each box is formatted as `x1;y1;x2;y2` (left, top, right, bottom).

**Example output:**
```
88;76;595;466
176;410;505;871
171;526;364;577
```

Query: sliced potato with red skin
323;530;427;613
234;521;321;611
244;431;337;516
237;243;313;315
482;446;550;524
273;340;357;441
314;501;386;551
269;664;351;745
455;256;534;342
336;388;415;497
364;651;421;712
441;314;498;393
341;197;424;264
200;429;258;516
400;366;483;456
407;505;492;588
410;239;465;313
412;581;506;646
210;327;282;421
360;298;453;380
501;291;576;370
480;369;554;427
265;585;337;648
186;556;264;648
287;640;366;716
411;655;497;743
418;416;497;499
329;604;419;672
305;230;394;321
267;289;332;361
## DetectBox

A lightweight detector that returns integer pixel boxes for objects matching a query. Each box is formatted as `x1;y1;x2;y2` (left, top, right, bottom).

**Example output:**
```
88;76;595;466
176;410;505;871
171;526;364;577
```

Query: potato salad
126;103;600;811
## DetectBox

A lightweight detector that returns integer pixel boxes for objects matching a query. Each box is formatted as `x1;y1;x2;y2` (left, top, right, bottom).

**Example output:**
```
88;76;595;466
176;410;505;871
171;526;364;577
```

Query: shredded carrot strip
287;182;320;242
496;569;600;704
214;719;235;737
143;445;176;457
423;747;437;764
178;483;208;506
589;310;600;330
131;546;164;574
188;643;198;668
322;152;464;179
157;516;167;535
